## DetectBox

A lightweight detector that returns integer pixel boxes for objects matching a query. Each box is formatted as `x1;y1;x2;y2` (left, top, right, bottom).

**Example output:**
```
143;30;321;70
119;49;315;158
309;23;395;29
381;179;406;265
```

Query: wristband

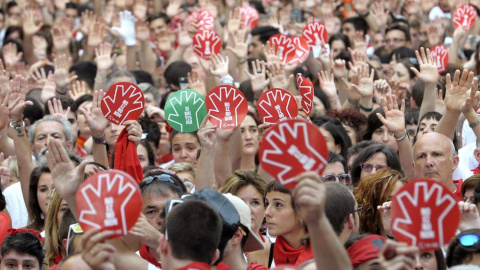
219;74;234;85
347;98;358;106
394;130;408;141
92;134;106;144
56;88;67;95
9;121;25;137
469;118;480;129
359;103;373;112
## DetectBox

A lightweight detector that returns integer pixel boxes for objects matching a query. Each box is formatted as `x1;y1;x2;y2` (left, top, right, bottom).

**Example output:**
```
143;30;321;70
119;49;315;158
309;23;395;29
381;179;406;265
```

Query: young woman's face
265;191;301;237
412;251;437;270
56;199;69;225
371;125;398;151
240;116;259;156
331;40;346;58
137;144;150;168
105;123;125;147
38;173;54;216
319;127;341;154
236;185;265;233
391;63;411;84
171;133;200;165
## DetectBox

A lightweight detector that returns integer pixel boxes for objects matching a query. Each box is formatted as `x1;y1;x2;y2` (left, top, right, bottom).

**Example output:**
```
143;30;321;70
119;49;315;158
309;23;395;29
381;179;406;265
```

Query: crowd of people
2;0;480;269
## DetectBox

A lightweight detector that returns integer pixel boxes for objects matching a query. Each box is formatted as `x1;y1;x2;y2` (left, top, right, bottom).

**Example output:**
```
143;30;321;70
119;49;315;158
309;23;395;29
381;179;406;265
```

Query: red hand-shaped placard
101;82;145;125
296;74;314;116
290;36;310;65
257;88;298;124
187;9;215;31
268;34;297;65
0;212;10;244
391;179;460;251
302;21;328;48
169;14;185;33
453;4;477;30
240;6;259;29
76;170;142;238
259;119;328;189
193;30;222;60
206;85;248;129
431;45;449;73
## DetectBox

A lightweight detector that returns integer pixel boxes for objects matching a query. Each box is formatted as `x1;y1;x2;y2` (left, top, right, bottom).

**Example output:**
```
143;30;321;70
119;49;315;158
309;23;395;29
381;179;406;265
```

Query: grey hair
28;115;73;146
105;70;137;90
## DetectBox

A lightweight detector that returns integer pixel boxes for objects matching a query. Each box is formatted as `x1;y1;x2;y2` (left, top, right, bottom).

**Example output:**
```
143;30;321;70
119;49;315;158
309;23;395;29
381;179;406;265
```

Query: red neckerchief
273;236;313;266
247;262;268;270
113;128;144;183
175;262;211;270
139;244;162;268
157;153;173;165
53;253;62;265
217;262;231;270
473;167;480;175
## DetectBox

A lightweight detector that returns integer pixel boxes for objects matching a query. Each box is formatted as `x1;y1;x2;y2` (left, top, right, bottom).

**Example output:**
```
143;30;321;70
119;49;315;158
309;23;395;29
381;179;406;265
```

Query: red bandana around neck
139;244;162;268
175;262;211;270
273;236;313;266
114;128;143;183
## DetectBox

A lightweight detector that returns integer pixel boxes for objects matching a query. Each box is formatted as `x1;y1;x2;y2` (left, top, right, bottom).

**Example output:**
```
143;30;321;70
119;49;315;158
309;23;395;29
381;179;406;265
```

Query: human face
236;185;265;233
248;35;263;58
371;126;398;151
320;127;341;154
171;133;200;164
240;116;259;156
0;250;40;270
464;188;475;203
77;101;93;138
142;192;178;231
372;33;386;50
343;124;357;145
322;161;350;185
34;121;70;155
149;18;167;35
359;152;388;180
56;199;69;225
391;63;411;84
406;123;418;141
65;8;78;20
38;173;53;216
413;133;458;187
416;118;438;141
104;123;125;147
265;191;301;237
413;251;437;270
313;96;326;115
385;29;407;52
144;93;155;107
341;22;355;42
137;144;150;168
331;40;345;58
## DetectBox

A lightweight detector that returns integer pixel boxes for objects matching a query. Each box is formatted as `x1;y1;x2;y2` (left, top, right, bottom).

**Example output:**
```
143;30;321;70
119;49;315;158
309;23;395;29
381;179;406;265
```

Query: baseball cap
223;193;265;252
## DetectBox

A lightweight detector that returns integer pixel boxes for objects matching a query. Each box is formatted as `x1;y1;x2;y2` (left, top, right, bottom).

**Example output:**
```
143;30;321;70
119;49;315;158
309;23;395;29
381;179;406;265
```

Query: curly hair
328;109;367;143
353;169;405;235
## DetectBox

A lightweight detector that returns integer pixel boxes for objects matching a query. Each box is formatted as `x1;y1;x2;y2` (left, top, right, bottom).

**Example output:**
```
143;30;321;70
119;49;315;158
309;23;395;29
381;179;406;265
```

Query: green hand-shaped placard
165;89;207;132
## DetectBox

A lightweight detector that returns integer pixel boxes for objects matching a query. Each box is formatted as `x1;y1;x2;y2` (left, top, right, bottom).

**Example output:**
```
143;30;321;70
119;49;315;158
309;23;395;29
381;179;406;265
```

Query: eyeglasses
66;223;83;256
321;173;351;185
459;234;480;247
359;163;390;172
385;38;405;44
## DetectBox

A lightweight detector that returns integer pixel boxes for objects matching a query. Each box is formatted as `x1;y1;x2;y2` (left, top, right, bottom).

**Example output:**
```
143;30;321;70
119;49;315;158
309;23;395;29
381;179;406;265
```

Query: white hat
429;6;451;21
223;193;265;252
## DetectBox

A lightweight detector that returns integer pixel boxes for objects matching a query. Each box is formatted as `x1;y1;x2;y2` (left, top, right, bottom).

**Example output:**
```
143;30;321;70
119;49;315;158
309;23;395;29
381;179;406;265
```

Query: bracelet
238;58;247;64
9;114;24;123
9;121;25;137
394;130;408;141
358;11;370;17
92;134;106;144
56;88;67;95
219;74;234;85
359;103;373;112
469;118;480;129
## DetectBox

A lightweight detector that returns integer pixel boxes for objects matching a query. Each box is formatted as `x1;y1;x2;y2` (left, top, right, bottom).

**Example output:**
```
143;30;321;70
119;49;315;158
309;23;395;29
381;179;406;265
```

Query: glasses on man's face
385;38;405;44
459;234;480;247
321;173;351;185
360;163;390;172
66;223;83;256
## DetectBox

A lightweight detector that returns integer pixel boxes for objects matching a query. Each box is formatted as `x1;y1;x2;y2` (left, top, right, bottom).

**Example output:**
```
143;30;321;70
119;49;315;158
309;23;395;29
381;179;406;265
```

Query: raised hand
262;44;281;66
350;63;375;98
245;60;270;94
81;228;116;270
227;8;241;33
188;71;206;96
209;54;229;78
376;95;406;137
88;22;106;48
2;43;23;68
352;31;367;55
51;26;71;52
0;89;19;130
124;120;143;146
22;9;43;35
267;63;288;89
197;115;217;149
0;60;11;98
458;201;480;231
461;78;480;114
445;69;475;112
377;201;393;237
226;30;248;62
78;90;109;138
292;172;326;225
48;98;71;121
54;55;77;89
111;11;136;46
318;70;337;99
133;0;148;21
41;73;56;104
8;75;32;121
69;80;90;100
410;47;438;85
31;68;49;87
129;214;161;248
371;1;388;29
79;10;97;35
145;105;165;122
95;43;117;72
331;56;347;79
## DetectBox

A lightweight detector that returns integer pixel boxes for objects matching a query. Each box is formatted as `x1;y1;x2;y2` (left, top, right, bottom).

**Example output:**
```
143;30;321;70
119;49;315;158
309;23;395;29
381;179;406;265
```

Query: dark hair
404;109;419;126
138;116;161;149
147;12;170;25
328;109;367;143
140;169;187;197
0;189;5;211
27;166;51;231
44;96;77;115
65;2;78;10
328;33;351;49
363;108;385;141
344;233;373;249
238;80;255;103
386;23;410;42
328;152;347;172
413;111;453;146
6;2;18;12
447;229;480;267
347;141;382;170
265;181;293;208
69;61;97;90
171;130;199;150
343;17;369;35
350;144;404;186
471;175;480;205
312;116;352;158
251;26;280;44
139;139;156;167
411;80;425;108
324;182;355;235
397;58;418;80
24;97;44;124
4;26;23;41
219;170;267;198
74;94;93;116
162;200;222;264
1;231;44;267
164;61;192;89
390;46;416;62
131;70;154;85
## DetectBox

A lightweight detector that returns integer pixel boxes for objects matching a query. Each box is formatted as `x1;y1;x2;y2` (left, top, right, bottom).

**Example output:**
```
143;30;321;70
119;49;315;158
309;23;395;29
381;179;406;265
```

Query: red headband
347;235;385;268
6;228;44;243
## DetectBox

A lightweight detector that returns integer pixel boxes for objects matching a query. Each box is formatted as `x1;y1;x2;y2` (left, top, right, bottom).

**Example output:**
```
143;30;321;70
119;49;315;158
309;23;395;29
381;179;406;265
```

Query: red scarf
139;244;162;268
473;167;480;175
175;262;211;270
53;253;62;265
247;262;268;270
273;236;313;266
114;129;143;183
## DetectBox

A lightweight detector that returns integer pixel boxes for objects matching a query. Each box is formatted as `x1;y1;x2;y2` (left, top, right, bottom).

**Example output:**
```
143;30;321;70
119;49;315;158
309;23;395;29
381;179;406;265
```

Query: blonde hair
219;170;267;197
44;190;66;268
168;162;196;176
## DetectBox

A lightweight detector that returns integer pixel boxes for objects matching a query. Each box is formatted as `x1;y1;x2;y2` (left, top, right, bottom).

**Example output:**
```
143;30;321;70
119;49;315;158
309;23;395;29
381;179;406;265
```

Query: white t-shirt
458;143;478;170
4;182;28;228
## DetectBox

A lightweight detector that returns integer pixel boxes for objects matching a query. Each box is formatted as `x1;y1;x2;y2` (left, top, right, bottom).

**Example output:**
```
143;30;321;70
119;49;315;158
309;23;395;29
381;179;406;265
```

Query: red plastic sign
268;34;297;65
206;85;248;129
431;45;449;73
391;179;460;251
101;82;145;125
240;6;259;29
0;212;9;244
169;14;185;33
259;119;328;189
257;88;298;124
453;4;477;30
76;170;142;238
290;36;310;65
187;9;214;31
193;30;222;60
296;74;314;116
302;21;328;48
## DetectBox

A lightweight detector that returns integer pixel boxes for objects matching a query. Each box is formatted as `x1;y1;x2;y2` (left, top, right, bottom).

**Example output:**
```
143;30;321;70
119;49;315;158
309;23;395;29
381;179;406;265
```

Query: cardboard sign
453;4;477;30
268;34;297;65
391;179;460;251
193;30;222;60
75;170;142;238
0;212;9;244
302;21;328;47
240;6;259;29
101;82;145;125
291;36;310;65
431;45;449;73
206;85;248;129
187;9;214;31
257;88;298;124
296;74;314;116
165;89;207;132
259;119;328;189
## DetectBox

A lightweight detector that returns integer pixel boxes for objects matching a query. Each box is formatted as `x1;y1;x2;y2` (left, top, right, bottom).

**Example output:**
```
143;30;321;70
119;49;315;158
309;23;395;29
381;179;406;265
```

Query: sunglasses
66;223;83;256
321;173;351;185
459;234;480;247
139;170;178;189
360;163;390;172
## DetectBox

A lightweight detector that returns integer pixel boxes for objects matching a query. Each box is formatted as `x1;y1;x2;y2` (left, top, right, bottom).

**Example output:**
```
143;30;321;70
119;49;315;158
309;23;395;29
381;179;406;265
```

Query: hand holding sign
453;4;477;30
302;21;328;47
257;88;298;124
239;6;259;29
391;179;460;251
206;85;248;129
193;30;222;60
268;34;296;65
296;74;314;116
76;170;142;238
165;89;207;132
431;45;449;73
101;82;145;125
259;119;328;189
290;36;309;65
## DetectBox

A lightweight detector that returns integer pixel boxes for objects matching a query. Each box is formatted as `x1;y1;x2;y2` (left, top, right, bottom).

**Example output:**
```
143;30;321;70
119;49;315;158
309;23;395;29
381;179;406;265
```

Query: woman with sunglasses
447;229;480;267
